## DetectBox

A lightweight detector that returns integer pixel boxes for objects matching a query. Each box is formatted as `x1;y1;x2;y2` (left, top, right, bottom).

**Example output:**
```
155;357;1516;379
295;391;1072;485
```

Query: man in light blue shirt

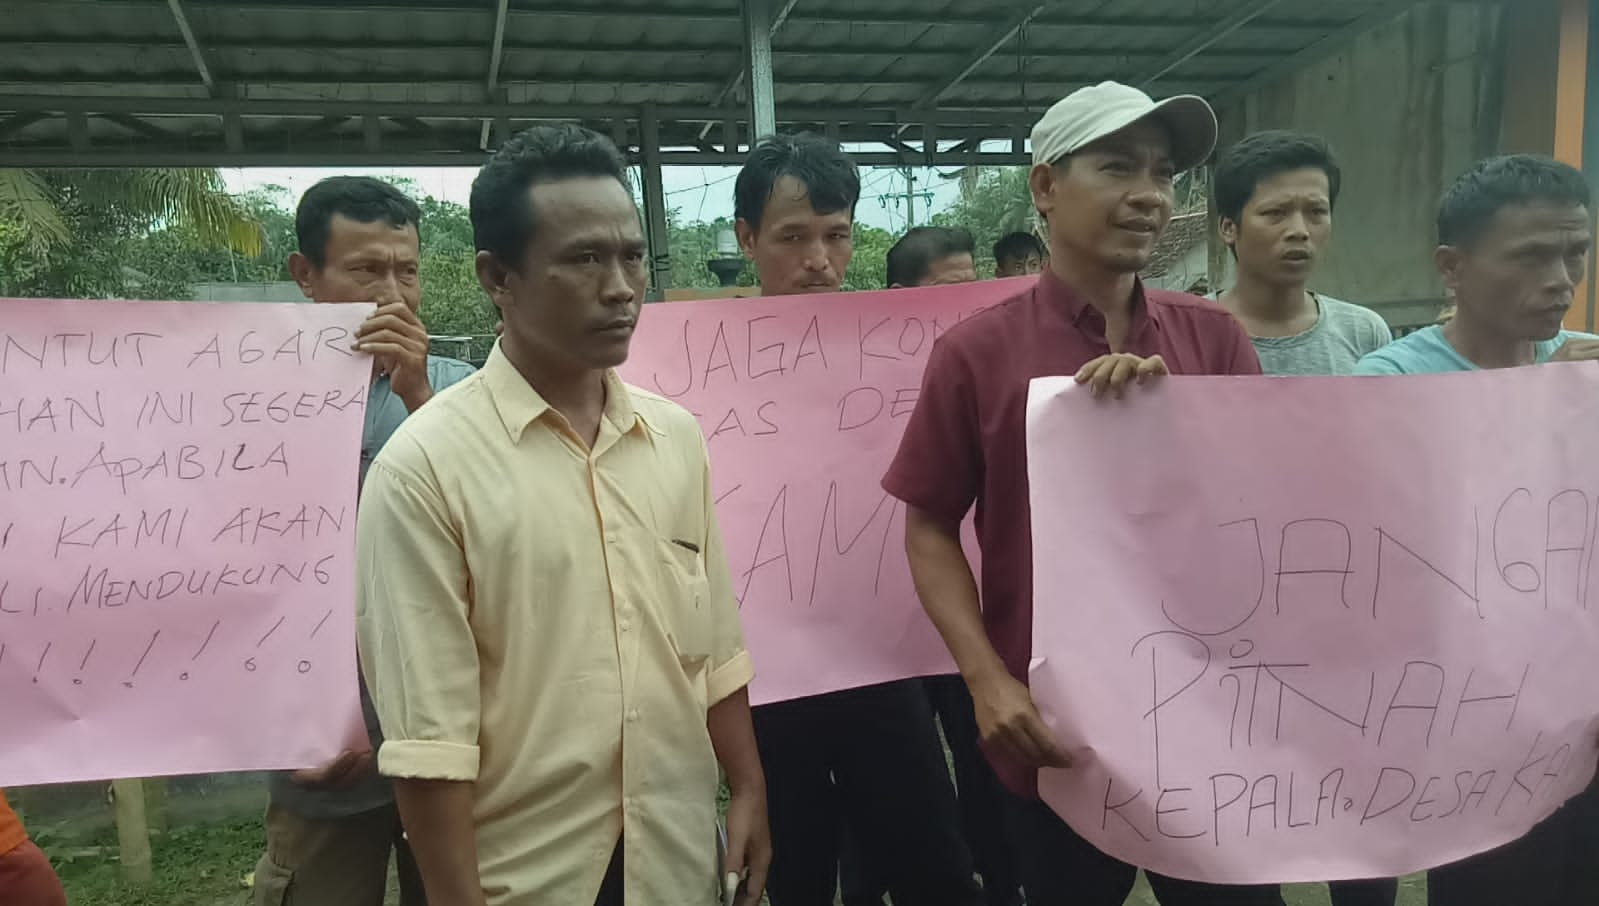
252;176;474;906
1356;155;1598;376
1355;154;1599;906
1356;320;1596;372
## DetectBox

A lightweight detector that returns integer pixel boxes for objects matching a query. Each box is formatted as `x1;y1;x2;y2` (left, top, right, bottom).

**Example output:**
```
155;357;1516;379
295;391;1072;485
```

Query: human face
918;252;978;287
1222;167;1332;288
736;175;854;295
477;176;647;375
1437;201;1592;342
289;214;421;310
1031;118;1176;274
995;254;1044;278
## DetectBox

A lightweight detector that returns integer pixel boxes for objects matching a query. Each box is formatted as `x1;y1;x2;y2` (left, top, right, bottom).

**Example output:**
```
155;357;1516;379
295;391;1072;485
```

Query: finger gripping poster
1025;367;1599;884
0;299;371;786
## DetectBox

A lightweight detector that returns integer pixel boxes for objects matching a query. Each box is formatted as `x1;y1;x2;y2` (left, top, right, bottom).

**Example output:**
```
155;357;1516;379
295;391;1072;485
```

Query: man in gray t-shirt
1211;132;1394;906
1213;131;1391;385
251;177;475;906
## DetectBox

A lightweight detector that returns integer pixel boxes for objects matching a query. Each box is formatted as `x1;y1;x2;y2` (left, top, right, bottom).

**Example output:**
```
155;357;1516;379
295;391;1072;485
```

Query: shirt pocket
655;536;713;666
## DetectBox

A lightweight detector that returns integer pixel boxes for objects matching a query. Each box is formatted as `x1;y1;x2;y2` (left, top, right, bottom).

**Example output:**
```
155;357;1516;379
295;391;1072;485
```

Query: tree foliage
0;168;263;298
2;171;944;343
933;167;1036;278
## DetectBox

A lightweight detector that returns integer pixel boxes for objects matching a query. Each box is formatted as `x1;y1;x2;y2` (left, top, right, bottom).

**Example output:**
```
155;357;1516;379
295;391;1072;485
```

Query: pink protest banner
1;299;372;786
620;282;1021;704
1025;368;1599;884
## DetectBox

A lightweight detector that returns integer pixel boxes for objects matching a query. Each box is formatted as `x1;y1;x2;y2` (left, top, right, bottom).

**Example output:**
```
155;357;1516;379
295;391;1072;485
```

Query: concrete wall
190;281;306;303
1210;2;1505;328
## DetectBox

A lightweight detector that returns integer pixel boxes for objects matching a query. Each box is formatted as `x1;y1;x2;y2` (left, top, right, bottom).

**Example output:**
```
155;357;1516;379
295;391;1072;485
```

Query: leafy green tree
933;167;1035;278
843;224;896;291
0;169;264;298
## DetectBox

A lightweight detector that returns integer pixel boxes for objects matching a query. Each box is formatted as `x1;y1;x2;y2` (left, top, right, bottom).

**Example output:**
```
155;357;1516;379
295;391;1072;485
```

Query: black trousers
593;840;622;906
1427;774;1599;906
1003;790;1285;906
754;679;982;906
839;675;1022;906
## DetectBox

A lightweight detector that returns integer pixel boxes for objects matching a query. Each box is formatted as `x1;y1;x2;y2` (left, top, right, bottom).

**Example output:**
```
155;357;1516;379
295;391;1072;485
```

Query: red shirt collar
1035;267;1162;332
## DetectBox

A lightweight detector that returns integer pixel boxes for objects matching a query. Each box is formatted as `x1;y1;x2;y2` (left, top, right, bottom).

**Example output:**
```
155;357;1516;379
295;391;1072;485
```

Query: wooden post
143;777;169;833
111;779;153;884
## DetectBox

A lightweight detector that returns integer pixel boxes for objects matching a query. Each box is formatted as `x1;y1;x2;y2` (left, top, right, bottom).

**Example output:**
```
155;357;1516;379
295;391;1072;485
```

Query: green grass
45;811;1429;906
47;818;260;906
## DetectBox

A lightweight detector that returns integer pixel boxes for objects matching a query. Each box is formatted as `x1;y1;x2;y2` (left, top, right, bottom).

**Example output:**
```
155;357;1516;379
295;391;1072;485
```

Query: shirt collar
482;341;653;443
1035;267;1162;331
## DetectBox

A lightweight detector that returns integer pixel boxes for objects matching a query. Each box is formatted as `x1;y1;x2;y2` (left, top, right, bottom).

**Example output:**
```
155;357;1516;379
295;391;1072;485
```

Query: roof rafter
164;0;216;94
913;2;1053;108
1135;0;1287;86
698;0;802;142
479;0;510;150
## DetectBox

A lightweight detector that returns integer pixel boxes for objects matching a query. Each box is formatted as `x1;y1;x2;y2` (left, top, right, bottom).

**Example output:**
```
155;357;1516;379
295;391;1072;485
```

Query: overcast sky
222;162;964;234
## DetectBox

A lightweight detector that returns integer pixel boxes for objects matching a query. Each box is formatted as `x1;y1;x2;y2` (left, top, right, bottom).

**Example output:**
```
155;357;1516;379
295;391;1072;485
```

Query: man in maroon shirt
882;81;1280;906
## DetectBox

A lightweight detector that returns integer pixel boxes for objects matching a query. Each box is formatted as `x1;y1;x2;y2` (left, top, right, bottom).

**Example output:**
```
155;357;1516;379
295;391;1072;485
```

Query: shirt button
626;709;640;722
618;618;632;632
604;532;619;546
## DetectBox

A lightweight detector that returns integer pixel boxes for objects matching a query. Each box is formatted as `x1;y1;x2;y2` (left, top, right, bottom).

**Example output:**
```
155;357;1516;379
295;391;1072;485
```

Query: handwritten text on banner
0;299;371;786
620;283;1022;705
1025;369;1599;883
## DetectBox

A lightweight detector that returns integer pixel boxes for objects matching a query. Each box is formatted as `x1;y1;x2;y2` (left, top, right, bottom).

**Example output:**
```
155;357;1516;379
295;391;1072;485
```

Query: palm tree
0;168;261;258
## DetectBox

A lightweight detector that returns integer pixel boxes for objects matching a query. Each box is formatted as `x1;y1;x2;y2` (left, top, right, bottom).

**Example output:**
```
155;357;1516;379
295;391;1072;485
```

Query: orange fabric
0;790;28;857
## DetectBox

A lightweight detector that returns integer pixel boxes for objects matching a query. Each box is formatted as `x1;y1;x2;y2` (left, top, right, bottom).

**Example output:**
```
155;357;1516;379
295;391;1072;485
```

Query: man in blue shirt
252;177;474;906
1356;155;1598;375
1355;154;1599;906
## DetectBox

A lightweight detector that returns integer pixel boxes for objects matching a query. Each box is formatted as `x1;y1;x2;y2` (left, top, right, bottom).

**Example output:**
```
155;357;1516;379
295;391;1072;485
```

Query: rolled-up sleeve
356;451;481;781
696;435;754;706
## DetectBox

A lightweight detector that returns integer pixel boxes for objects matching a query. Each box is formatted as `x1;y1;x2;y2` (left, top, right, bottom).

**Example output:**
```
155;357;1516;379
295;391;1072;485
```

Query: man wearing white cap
883;82;1282;905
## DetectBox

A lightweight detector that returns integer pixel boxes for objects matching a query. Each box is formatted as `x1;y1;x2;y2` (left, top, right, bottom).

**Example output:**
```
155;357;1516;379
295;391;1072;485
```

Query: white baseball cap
1031;81;1218;173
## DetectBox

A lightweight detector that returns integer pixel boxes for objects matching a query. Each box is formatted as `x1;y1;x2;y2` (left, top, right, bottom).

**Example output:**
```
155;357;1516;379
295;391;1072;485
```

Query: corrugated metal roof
0;0;1427;166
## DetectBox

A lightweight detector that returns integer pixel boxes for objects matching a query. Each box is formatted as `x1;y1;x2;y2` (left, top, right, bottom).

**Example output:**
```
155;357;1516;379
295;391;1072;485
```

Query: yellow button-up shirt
355;345;754;905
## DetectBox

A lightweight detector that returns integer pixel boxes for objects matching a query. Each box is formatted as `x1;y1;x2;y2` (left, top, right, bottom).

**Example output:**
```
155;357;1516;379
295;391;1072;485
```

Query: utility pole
900;168;917;228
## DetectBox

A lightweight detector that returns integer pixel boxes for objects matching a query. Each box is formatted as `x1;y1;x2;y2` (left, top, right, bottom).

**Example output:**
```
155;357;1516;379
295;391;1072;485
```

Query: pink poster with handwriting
0;299;371;786
1025;368;1599;883
620;282;1022;705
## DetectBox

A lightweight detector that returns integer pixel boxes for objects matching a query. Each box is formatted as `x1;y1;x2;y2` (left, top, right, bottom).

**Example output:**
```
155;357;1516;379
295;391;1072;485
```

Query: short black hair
470;123;633;267
1437;154;1592;247
885;226;976;288
1213;130;1342;225
734;132;860;231
993;231;1045;265
295;176;420;268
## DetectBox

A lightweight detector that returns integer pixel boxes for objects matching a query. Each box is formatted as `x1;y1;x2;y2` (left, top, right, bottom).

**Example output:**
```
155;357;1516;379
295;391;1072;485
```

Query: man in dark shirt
253;177;475;906
882;81;1281;906
732;133;980;906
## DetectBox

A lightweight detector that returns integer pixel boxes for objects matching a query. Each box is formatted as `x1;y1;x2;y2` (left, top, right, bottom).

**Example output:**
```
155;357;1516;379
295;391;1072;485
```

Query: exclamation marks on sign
33;642;50;684
183;620;221;681
125;631;159;688
75;639;96;685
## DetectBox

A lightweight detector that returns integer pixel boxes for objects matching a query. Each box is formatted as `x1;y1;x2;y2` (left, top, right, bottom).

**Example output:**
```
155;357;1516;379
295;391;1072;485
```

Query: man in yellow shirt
354;123;769;906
